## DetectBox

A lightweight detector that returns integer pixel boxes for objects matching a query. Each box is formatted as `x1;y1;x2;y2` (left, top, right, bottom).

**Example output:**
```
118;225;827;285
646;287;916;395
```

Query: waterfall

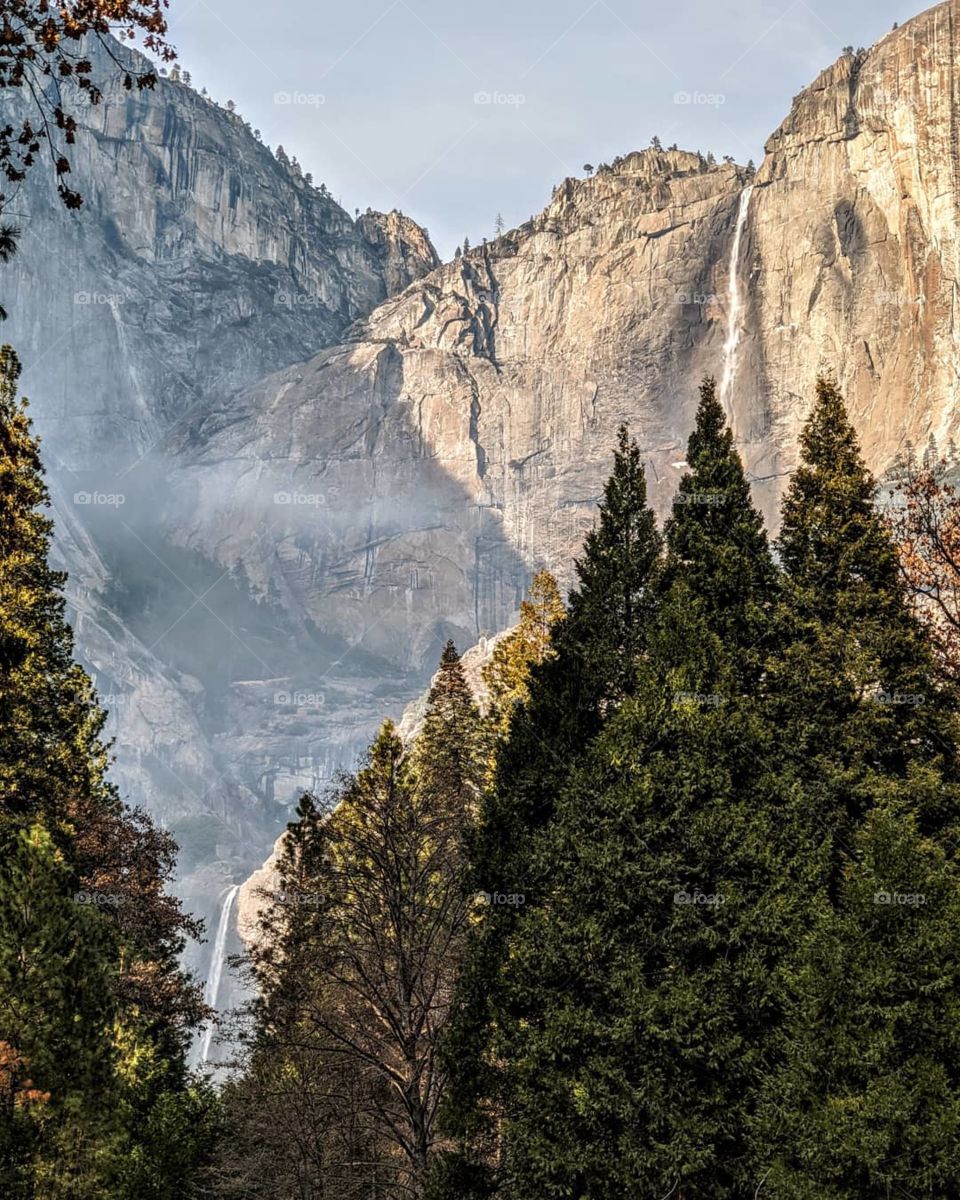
719;184;754;414
199;883;240;1065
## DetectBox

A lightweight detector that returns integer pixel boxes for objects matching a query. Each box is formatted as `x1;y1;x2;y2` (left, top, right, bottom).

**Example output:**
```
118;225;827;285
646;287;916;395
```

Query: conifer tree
223;644;482;1200
412;639;486;817
664;376;778;677
747;377;960;1191
773;374;960;851
464;380;789;1199
756;797;960;1197
0;345;213;1194
436;429;662;1195
0;824;118;1197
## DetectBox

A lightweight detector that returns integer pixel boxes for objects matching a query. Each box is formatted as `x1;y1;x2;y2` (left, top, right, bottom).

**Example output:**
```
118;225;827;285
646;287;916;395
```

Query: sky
160;0;922;259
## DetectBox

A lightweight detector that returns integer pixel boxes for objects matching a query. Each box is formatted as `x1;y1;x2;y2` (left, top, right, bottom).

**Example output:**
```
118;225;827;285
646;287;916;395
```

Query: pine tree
747;376;960;1191
0;824;118;1196
773;374;959;849
664;376;778;680
0;345;212;1194
436;429;662;1196
756;796;960;1196
411;639;485;819
225;645;482;1199
469;380;789;1198
0;346;114;841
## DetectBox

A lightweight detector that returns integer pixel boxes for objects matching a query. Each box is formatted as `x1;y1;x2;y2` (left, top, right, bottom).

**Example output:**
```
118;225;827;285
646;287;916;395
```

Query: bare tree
220;651;484;1200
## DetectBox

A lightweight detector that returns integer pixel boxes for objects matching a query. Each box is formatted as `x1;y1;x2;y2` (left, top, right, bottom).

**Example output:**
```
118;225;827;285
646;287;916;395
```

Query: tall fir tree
0;345;214;1196
468;378;792;1198
221;644;483;1200
748;376;960;1193
435;428;663;1196
482;570;565;741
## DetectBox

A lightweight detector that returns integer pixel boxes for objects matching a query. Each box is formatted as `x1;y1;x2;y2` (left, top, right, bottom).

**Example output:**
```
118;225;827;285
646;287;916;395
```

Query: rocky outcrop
743;6;960;509
356;210;441;299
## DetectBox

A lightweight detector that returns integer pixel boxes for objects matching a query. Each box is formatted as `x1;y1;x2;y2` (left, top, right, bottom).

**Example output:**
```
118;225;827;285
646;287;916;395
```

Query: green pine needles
435;375;960;1200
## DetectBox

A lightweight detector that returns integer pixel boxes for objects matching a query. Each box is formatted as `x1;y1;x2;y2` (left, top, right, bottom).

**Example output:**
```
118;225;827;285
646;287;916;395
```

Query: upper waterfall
719;185;754;414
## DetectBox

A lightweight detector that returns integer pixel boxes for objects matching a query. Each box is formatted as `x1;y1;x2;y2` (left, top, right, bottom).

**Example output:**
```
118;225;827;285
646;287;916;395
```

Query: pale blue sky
164;0;922;258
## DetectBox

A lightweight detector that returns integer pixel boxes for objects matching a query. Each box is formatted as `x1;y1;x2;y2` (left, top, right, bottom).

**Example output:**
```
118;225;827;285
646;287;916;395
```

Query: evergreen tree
0;346;113;841
436;429;662;1195
223;644;482;1200
0;824;118;1197
756;797;960;1197
747;376;960;1190
0;345;212;1195
470;380;789;1198
664;376;778;680
412;639;486;818
773;374;959;851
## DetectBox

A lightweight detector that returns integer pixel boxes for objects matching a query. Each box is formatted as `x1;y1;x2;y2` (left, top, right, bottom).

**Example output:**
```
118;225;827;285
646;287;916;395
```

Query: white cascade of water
199;883;240;1065
719;184;754;414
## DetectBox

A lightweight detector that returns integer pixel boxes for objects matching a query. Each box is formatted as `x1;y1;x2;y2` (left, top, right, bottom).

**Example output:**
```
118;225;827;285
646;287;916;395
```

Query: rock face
0;32;438;964
743;4;960;506
7;4;960;997
2;35;436;473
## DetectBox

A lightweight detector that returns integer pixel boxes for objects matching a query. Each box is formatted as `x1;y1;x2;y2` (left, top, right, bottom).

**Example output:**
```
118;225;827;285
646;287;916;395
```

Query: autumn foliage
0;0;175;209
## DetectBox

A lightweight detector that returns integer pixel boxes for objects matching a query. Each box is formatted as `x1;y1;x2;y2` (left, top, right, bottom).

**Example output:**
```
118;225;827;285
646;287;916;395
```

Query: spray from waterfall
199;883;240;1065
719;185;754;414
